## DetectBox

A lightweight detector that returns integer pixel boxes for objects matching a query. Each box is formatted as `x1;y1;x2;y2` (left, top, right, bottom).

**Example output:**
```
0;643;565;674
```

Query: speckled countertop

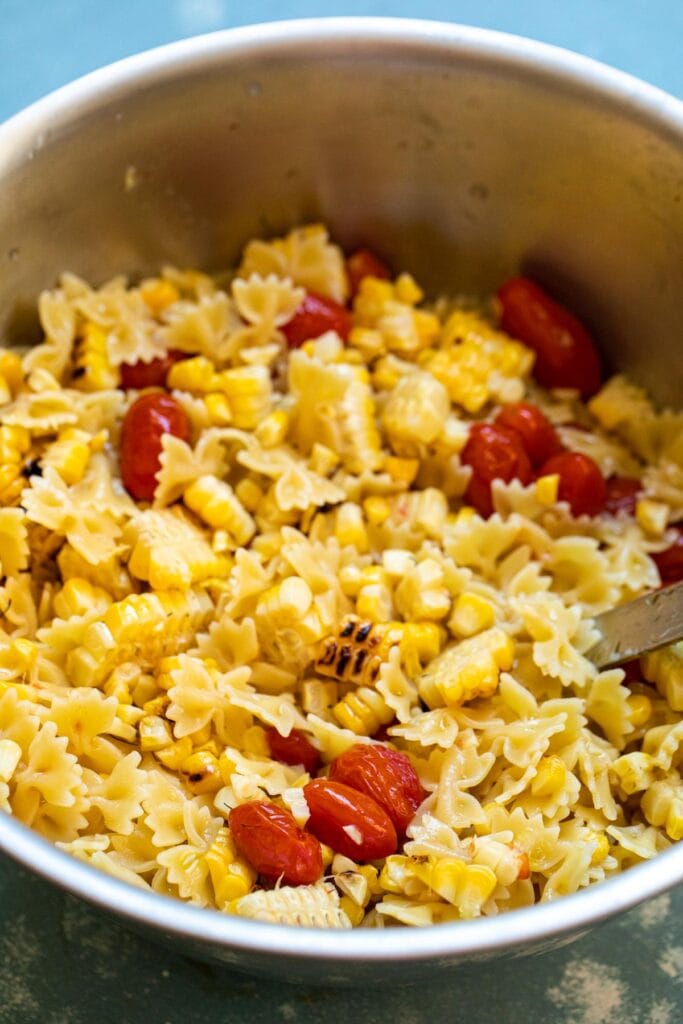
1;2;682;1021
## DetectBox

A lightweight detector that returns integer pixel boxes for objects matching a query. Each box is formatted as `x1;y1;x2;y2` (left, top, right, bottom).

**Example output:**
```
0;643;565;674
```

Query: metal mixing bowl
0;18;682;984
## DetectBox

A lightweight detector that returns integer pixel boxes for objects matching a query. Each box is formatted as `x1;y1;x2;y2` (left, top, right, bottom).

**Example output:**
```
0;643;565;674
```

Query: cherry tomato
652;527;683;585
265;727;321;776
119;349;186;390
329;743;426;837
229;800;323;886
303;778;397;860
604;476;641;517
120;391;189;501
461;422;533;518
281;291;353;348
346;247;391;297
538;451;606;517
495;402;562;467
497;277;602;396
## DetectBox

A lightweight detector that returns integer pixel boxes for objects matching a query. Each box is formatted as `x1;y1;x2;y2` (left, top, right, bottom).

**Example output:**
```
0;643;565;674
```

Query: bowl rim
1;16;682;965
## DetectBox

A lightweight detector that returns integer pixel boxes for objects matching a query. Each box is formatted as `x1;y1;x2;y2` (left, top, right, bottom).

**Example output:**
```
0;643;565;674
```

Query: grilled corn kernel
610;751;656;795
635;498;669;537
184;475;255;545
535;473;560;506
138;715;172;751
300;678;339;717
180;750;223;794
449;592;496;638
339;896;365;927
356;583;393;624
333;686;393;735
0;350;23;395
363;496;391;526
42;428;92;485
382;549;415;579
204;392;233;425
73;322;119;391
140;278;180;315
417;628;514;708
383;371;450;447
335;503;369;552
254;409;290;447
206;828;257;908
154;736;194;770
531;755;568;797
53;577;112;619
308;443;340;476
168;355;218;392
385;456;420;485
642;642;683;711
588;831;610;866
627;693;653;727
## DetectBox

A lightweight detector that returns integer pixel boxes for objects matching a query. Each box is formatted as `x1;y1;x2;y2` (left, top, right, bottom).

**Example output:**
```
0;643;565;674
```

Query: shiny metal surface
0;18;682;983
589;582;683;668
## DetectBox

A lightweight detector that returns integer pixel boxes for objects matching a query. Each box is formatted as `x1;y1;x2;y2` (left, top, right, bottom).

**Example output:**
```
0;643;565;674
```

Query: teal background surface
1;1;682;1020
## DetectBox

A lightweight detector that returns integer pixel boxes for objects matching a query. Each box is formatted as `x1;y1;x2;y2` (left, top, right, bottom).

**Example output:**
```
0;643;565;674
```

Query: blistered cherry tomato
497;277;602;396
281;291;353;348
538;451;606;517
652;527;683;585
229;800;323;886
495;402;562;467
120;391;189;501
303;778;397;860
330;743;426;837
119;349;186;390
461;422;533;518
265;727;321;776
604;476;641;516
346;247;391;296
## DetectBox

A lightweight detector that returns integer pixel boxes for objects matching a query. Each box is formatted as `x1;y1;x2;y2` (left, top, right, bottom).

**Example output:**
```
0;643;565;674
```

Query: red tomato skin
538;451;606;516
461;422;534;518
303;779;398;860
120;391;189;501
495;402;562;467
229;801;323;886
281;292;353;348
497;277;602;396
346;248;391;296
652;527;683;585
265;728;321;776
604;476;641;516
329;743;426;837
119;349;186;390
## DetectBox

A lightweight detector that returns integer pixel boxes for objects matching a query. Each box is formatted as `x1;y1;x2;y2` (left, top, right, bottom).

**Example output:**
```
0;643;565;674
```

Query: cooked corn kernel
180;751;223;794
449;592;496;638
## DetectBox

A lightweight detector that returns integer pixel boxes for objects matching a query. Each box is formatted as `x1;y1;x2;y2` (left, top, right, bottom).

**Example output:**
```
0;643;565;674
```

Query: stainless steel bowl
0;18;682;984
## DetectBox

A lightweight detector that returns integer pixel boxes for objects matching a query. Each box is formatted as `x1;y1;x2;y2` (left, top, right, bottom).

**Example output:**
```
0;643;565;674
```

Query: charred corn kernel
66;589;213;686
218;751;237;785
333;686;393;735
385;456;420;485
348;326;385;359
131;673;158;708
394;273;423;306
363;496;391;527
339;565;364;598
627;693;653;727
242;725;269;757
206;828;257;907
204;392;233;425
335;503;369;552
154;736;193;770
255;577;325;669
418;628;514;708
254;409;289;447
383;371;450;448
339;896;365;927
180;750;222;794
587;831;610;866
184;475;255;545
531;756;568;796
0;738;21;782
142;695;169;716
395;558;450;621
0;350;23;396
412;857;497;917
610;751;656;795
642;780;683;841
535;473;560;506
168;355;218;393
190;723;213;749
379;855;421;896
308;443;340;477
642;642;683;711
138;715;172;751
300;678;339;717
103;672;132;705
57;545;134;602
449;592;496;638
156;655;183;691
140;278;180;315
356;583;393;623
636;498;669;537
215;366;272;429
73;322;119;390
382;549;415;579
117;704;144;728
234;478;264;514
0;425;30;505
53;577;112;619
316;617;401;685
42;428;92;485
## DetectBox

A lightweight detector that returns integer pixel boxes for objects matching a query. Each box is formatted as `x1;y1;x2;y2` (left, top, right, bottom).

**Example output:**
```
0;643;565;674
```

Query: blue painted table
1;3;681;1020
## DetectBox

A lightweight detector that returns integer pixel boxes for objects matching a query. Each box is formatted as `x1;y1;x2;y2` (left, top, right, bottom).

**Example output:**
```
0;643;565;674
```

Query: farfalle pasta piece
231;273;305;347
85;751;148;835
641;773;683;841
510;591;597;689
642;642;683;712
585;669;634;750
165;654;251;738
238;224;349;305
123;508;230;589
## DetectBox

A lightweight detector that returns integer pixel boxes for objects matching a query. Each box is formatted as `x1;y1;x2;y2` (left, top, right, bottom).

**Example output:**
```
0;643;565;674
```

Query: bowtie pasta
1;224;682;930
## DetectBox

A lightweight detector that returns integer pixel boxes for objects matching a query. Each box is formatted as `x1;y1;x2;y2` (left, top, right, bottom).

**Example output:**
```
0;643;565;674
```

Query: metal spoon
586;581;683;669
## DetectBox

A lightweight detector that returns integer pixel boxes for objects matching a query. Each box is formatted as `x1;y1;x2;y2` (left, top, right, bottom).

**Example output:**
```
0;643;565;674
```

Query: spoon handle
587;581;683;669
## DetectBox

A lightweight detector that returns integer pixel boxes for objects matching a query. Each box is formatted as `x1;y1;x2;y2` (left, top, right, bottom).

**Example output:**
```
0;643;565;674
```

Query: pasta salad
0;225;682;928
